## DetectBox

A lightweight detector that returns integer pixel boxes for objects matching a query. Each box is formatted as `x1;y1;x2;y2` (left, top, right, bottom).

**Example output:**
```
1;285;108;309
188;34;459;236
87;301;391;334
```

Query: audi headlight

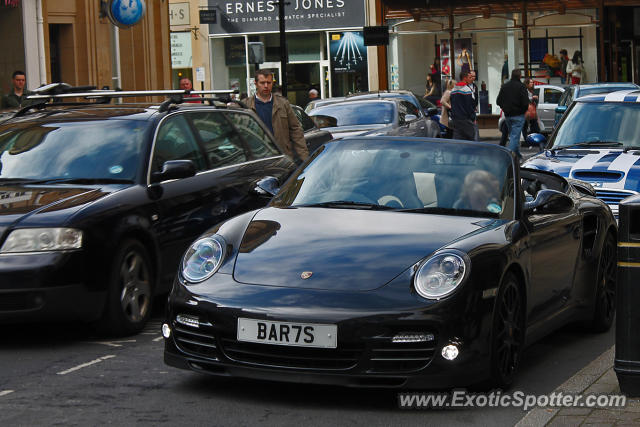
0;228;83;253
182;235;226;283
414;251;470;299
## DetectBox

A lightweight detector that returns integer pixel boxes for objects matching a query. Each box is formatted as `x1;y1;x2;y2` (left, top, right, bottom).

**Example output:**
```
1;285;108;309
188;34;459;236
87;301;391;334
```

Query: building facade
381;1;640;115
0;0;171;97
202;0;379;106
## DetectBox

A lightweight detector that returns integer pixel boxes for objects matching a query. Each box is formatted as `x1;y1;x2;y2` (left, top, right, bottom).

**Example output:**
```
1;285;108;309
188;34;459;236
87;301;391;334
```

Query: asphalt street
0;300;614;426
0;132;596;426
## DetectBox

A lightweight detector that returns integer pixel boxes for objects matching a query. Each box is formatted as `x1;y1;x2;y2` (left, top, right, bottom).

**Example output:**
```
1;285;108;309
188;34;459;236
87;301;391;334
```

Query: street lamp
274;0;289;97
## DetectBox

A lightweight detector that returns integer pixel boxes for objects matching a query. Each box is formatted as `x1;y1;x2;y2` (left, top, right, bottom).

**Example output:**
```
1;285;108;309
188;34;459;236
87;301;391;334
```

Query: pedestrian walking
178;77;200;103
439;78;456;138
424;73;441;105
521;78;541;140
245;69;309;163
1;70;34;109
449;70;476;141
469;70;480;141
566;50;585;84
496;69;530;160
559;49;569;84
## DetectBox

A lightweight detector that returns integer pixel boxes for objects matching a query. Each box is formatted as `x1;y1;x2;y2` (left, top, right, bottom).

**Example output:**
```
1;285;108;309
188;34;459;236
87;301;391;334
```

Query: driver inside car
454;170;502;213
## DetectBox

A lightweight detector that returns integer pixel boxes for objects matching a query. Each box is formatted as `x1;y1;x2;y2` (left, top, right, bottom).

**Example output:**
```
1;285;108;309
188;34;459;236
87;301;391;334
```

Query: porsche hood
233;207;499;291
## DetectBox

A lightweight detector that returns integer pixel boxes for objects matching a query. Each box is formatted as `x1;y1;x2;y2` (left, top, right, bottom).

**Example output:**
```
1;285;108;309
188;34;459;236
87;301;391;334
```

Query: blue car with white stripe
523;89;640;217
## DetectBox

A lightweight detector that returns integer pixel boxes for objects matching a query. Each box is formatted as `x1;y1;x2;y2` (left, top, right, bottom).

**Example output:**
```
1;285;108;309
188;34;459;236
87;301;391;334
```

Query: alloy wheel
119;249;151;323
494;279;524;383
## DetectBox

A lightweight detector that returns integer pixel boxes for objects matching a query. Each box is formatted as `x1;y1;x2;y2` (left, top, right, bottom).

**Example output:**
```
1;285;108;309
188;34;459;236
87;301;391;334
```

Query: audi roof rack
15;88;239;117
27;88;236;101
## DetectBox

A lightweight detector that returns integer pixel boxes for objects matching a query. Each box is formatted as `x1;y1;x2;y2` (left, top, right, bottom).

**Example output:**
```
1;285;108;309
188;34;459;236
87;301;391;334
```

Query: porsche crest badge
301;271;313;279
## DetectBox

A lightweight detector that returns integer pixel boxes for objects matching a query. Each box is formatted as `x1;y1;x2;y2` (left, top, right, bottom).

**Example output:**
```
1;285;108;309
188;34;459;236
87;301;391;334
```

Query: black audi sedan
0;98;295;335
164;137;617;389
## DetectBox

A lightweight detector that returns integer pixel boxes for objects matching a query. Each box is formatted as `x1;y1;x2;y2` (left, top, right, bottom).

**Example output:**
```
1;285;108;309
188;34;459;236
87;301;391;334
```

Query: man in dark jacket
1;70;33;109
245;69;308;163
449;70;476;140
497;69;529;159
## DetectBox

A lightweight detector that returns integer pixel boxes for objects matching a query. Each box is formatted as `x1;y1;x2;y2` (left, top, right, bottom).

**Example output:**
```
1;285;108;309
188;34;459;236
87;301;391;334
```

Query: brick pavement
517;347;640;426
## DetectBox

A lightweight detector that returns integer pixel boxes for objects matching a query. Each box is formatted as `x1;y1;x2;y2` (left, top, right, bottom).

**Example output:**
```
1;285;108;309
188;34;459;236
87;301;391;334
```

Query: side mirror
151;160;196;183
525;133;546;148
555;105;568;115
403;114;418;123
426;107;438;117
253;176;279;196
524;189;574;215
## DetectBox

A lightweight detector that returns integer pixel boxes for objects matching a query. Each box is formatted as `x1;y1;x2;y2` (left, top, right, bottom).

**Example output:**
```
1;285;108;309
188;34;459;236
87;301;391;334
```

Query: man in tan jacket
245;69;309;163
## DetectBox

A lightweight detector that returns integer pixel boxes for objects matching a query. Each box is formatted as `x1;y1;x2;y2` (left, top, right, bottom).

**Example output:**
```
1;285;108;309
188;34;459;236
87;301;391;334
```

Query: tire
97;239;154;336
589;233;616;333
490;272;525;389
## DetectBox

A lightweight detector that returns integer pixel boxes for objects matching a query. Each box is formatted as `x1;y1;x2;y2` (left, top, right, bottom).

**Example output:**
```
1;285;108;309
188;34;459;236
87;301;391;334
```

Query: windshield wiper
23;178;135;185
623;146;640;153
551;141;623;154
398;206;492;217
294;200;396;210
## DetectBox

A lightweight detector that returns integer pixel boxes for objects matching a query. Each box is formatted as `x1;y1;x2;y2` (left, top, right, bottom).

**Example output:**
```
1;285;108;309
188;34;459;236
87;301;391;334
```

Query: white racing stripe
606;152;640;189
57;355;116;375
569;151;609;177
604;90;637;102
0;390;14;397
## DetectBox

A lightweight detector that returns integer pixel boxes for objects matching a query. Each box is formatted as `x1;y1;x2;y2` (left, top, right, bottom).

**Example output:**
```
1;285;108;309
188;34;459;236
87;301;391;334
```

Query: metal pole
278;1;288;97
36;0;47;86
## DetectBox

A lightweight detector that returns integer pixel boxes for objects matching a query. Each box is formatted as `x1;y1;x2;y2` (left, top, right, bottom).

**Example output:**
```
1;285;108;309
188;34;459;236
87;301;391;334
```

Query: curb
515;346;615;427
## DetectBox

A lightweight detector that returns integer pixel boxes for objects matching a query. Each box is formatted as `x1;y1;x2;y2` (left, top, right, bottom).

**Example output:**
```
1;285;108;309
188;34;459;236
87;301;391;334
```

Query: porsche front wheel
490;272;525;389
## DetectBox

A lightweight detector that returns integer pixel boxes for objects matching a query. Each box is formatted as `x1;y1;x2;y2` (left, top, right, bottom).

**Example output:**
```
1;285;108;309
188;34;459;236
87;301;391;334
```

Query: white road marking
57;355;116;375
153;336;164;342
0;390;14;397
88;339;136;347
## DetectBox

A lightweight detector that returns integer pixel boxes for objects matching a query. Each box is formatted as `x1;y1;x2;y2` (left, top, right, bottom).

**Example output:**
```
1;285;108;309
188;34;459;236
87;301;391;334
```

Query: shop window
288;34;321;61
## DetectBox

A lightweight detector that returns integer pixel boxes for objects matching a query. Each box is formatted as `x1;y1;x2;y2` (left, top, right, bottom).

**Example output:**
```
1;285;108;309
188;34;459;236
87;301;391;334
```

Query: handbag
525;103;537;120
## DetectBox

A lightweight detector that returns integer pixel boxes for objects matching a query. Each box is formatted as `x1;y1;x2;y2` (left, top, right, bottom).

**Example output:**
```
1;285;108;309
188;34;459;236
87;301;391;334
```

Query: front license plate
237;318;337;348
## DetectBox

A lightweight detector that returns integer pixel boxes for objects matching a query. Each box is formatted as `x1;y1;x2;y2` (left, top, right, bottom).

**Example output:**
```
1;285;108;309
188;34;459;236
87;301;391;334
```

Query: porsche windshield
0;120;148;182
552;102;640;148
272;139;515;219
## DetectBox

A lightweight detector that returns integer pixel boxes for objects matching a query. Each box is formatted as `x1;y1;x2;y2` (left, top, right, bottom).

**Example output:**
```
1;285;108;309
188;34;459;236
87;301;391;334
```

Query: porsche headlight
414;251;469;299
0;228;83;253
182;235;226;283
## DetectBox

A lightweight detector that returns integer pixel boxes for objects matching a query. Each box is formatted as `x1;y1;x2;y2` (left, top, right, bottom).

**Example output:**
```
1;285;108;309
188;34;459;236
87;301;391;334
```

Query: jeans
505;114;525;159
451;119;476;141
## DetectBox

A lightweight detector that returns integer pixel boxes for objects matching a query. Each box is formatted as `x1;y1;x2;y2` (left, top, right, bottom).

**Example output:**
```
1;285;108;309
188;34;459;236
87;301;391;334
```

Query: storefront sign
206;0;365;35
196;67;206;82
200;10;217;24
171;32;193;69
170;3;190;26
107;0;147;28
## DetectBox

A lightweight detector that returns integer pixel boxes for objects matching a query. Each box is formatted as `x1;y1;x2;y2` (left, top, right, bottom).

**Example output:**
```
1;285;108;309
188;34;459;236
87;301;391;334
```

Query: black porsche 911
163;137;617;389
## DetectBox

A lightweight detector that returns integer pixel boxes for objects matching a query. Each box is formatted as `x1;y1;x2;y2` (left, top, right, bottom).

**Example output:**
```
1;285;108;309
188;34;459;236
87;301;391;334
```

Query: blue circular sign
109;0;146;28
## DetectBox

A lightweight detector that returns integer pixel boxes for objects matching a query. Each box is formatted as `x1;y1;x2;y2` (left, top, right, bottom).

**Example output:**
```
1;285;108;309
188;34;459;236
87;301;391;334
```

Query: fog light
176;314;200;328
441;344;459;361
162;323;171;338
392;333;435;343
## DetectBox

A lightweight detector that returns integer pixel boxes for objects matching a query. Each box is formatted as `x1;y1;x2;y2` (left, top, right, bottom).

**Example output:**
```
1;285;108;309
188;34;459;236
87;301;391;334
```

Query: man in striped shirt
449;70;476;140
